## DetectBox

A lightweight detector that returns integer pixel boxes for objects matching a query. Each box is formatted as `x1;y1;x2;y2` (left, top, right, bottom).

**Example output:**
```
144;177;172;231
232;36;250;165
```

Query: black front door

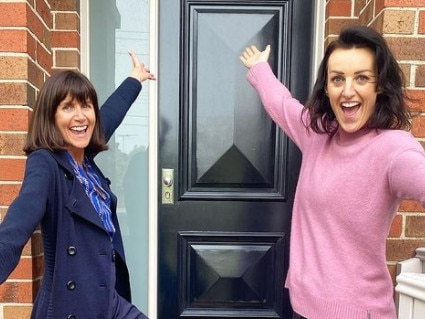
158;1;314;318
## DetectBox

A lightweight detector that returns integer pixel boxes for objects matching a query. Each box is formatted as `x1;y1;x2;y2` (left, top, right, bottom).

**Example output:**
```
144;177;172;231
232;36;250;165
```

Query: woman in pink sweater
240;25;425;319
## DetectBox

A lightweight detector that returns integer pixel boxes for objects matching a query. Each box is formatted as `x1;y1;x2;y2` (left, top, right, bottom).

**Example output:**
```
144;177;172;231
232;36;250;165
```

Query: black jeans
293;313;307;319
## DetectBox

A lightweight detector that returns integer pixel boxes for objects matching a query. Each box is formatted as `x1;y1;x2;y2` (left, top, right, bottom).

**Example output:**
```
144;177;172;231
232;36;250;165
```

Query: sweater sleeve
0;151;53;283
100;77;142;142
389;148;425;207
247;62;309;151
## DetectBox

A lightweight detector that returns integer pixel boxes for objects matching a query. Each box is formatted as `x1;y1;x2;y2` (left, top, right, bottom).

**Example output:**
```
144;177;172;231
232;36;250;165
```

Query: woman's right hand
128;50;156;82
239;45;271;69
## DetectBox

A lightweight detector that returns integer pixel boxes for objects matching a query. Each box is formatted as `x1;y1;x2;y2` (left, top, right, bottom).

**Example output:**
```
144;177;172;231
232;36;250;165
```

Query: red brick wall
0;1;80;317
1;0;425;316
326;0;425;288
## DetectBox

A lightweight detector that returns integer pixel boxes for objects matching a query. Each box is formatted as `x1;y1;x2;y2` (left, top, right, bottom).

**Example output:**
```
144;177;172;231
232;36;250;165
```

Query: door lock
162;169;174;204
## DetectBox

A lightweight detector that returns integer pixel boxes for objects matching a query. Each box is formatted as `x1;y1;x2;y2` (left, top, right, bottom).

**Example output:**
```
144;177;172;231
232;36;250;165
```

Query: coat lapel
49;150;108;232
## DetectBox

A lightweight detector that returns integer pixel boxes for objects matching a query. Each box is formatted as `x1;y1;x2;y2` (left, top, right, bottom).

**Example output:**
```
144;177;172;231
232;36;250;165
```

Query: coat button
66;281;76;290
64;172;74;180
67;246;77;256
67;315;76;319
112;249;116;262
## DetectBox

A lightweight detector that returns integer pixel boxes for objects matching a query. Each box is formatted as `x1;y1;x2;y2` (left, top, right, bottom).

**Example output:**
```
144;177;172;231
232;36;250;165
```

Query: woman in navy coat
0;52;155;318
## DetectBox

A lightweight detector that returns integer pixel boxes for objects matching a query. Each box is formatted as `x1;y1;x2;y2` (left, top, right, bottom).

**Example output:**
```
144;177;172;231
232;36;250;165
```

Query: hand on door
239;45;271;69
128;50;156;82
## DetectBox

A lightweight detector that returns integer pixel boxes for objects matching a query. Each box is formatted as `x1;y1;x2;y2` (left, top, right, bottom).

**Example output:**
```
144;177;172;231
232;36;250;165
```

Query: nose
73;104;85;119
341;79;355;98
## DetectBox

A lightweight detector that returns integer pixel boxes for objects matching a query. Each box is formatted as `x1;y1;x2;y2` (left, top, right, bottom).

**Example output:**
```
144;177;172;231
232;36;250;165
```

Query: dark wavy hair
24;70;108;155
303;25;411;135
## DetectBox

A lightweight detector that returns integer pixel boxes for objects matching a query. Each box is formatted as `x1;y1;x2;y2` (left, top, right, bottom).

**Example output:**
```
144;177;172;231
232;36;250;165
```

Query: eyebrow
328;69;375;75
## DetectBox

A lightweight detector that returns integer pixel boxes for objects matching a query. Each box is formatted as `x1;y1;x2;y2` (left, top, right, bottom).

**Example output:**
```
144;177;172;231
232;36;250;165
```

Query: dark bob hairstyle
24;70;108;155
303;25;411;135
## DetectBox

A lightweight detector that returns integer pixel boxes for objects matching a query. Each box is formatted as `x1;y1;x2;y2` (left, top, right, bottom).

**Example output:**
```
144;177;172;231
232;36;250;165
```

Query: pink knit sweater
247;62;425;319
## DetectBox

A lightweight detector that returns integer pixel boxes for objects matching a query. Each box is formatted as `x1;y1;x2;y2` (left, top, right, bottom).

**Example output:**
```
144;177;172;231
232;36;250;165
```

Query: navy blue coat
0;77;142;318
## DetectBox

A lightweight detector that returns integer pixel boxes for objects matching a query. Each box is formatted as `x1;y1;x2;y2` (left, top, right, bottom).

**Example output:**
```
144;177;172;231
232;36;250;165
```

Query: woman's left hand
128;50;156;82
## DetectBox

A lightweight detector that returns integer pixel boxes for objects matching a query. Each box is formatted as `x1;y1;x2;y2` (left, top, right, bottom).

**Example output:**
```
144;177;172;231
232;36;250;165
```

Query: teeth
342;102;359;108
71;126;87;132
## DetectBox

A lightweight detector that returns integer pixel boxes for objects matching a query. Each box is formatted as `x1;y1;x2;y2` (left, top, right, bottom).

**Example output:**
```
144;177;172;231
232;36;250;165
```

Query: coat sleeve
100;77;142;142
0;150;54;283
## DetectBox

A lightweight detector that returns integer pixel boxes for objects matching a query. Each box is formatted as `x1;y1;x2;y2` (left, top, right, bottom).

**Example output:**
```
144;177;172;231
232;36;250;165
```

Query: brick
0;109;30;131
383;10;415;34
0;82;36;105
36;42;53;74
32;255;44;278
386;37;425;61
0;30;29;53
327;0;352;17
55;49;80;68
0;158;26;181
8;258;33;280
51;0;80;12
370;12;385;33
375;0;386;15
416;65;425;87
399;199;425;212
0;3;27;27
387;263;398;286
406;215;425;237
389;214;402;237
358;0;374;25
27;233;43;256
3;305;32;319
0;184;21;206
27;4;51;42
35;0;53;28
0;133;26;156
399;64;411;85
0;56;28;80
51;30;80;49
411;115;425;137
406;89;425;112
386;238;425;261
28;59;46;89
0;281;34;303
55;12;79;31
419;11;425;34
0;207;6;222
354;0;367;16
326;18;359;36
384;0;425;6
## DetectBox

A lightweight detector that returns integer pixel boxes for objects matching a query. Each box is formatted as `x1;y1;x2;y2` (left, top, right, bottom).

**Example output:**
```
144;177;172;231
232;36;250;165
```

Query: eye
355;74;372;85
82;100;94;109
61;103;74;111
330;75;345;86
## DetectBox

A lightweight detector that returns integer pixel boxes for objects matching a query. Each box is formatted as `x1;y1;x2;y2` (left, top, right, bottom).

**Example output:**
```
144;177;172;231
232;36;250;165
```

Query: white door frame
80;1;324;318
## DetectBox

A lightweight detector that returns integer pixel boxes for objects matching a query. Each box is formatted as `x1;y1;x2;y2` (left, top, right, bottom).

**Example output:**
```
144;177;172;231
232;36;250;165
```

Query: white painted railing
396;248;425;319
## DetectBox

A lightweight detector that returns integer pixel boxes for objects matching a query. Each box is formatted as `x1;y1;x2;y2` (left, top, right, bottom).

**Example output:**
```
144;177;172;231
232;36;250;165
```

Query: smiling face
54;95;96;164
326;47;378;133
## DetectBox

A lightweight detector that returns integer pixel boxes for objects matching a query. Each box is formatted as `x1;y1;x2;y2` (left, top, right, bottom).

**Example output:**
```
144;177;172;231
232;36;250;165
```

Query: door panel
158;1;313;318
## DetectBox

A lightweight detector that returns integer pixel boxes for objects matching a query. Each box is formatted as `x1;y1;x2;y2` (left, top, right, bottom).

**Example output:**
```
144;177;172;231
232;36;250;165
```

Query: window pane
89;0;150;312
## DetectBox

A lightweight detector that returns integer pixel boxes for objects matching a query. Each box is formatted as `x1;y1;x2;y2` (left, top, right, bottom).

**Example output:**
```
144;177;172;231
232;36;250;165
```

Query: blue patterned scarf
66;152;115;237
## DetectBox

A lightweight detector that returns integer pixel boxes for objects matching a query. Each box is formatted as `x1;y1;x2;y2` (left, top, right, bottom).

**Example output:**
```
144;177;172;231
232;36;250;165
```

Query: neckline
335;126;379;146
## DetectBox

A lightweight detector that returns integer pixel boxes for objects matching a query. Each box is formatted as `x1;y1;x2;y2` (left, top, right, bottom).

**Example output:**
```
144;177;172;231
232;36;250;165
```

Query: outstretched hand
128;50;156;82
239;45;271;69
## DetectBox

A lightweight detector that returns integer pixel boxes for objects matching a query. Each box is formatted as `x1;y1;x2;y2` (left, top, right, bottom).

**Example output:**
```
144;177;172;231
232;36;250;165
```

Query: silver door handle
162;169;174;204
